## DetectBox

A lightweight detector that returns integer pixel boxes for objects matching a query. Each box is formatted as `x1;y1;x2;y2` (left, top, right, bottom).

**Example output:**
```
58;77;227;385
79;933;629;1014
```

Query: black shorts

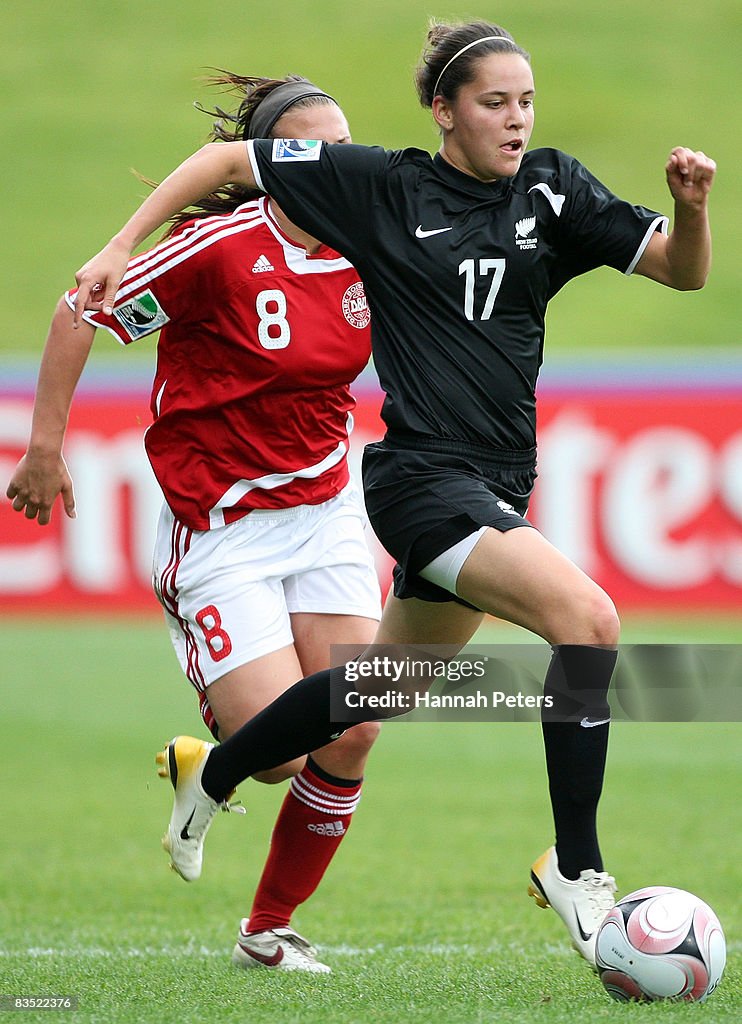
362;432;537;605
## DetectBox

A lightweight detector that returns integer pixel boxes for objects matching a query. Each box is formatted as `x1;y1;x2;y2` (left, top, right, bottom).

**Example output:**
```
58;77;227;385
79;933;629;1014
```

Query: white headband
433;35;512;98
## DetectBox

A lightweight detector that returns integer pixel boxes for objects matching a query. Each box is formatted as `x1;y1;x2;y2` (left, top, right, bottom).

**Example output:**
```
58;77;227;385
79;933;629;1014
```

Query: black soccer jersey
248;140;667;452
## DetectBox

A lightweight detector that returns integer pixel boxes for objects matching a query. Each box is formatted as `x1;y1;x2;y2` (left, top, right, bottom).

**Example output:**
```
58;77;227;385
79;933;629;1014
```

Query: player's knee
558;587;619;647
252;756;306;785
587;591;620;647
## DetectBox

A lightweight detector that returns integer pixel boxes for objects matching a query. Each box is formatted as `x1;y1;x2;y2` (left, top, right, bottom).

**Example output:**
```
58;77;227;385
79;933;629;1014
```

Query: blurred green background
3;0;740;365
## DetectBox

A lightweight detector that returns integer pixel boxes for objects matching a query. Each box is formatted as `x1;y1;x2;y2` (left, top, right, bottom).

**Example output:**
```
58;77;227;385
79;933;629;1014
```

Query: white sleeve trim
63;291;127;345
624;215;669;276
245;140;265;192
528;182;566;217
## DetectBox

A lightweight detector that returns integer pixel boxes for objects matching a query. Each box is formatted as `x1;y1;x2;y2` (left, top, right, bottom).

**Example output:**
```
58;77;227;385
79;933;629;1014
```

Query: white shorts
153;482;382;692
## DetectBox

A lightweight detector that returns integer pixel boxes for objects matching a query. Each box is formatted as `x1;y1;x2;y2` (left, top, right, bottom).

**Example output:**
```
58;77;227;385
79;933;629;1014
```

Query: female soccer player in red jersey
21;19;716;967
7;75;383;973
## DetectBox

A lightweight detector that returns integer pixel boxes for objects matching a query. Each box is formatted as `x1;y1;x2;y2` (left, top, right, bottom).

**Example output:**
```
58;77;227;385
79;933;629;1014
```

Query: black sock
541;644;617;880
201;668;363;801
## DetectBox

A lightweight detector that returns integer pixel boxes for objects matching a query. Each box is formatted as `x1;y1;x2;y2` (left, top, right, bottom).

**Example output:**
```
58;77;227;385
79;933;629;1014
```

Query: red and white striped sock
246;759;362;933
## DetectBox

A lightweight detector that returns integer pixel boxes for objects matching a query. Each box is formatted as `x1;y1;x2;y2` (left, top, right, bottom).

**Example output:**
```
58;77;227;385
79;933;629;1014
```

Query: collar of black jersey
432;152;515;198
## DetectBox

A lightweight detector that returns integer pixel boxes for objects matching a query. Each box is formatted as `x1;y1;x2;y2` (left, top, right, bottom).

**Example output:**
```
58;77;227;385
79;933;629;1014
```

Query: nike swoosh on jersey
580;716;611;728
415;225;453;238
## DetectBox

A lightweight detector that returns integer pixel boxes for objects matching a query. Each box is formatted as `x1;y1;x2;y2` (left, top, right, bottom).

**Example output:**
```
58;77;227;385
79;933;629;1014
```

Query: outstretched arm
635;146;716;290
6;298;96;524
73;141;255;325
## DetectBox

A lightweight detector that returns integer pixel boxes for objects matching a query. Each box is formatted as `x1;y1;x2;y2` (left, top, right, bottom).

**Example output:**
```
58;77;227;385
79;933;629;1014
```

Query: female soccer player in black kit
68;20;716;965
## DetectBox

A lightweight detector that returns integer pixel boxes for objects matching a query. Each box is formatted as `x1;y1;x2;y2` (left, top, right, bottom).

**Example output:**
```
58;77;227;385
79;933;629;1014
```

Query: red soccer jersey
67;198;372;530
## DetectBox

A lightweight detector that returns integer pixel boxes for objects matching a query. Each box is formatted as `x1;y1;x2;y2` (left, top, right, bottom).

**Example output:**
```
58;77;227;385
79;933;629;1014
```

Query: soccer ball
595;886;726;1002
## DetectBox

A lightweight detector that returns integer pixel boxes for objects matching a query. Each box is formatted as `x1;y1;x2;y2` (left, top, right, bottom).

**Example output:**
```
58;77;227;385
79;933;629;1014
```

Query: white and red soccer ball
596;886;726;1003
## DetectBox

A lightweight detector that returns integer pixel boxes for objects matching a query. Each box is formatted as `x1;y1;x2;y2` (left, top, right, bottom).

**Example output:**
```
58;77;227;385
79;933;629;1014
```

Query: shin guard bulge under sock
541;645;618;880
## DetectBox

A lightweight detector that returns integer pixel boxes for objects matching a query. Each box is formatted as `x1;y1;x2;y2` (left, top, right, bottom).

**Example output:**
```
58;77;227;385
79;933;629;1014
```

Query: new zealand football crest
515;216;538;251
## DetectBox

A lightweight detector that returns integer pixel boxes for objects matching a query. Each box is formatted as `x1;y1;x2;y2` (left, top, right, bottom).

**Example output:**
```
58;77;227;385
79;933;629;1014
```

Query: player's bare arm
635;146;716;290
73;141;255;326
6;297;95;524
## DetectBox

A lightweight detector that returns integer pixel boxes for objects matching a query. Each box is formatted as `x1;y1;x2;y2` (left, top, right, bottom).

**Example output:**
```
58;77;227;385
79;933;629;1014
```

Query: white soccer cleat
528;846;617;965
155;735;244;882
232;920;331;974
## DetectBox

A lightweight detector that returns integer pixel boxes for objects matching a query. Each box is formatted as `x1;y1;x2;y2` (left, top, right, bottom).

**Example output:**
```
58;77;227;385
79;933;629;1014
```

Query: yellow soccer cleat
155;736;243;882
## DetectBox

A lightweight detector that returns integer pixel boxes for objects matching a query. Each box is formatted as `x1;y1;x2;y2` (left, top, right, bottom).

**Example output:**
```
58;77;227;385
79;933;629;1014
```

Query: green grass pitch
2;618;739;1023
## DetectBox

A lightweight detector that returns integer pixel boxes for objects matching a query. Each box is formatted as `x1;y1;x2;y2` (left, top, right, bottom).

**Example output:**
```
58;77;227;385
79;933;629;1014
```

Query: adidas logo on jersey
307;820;346;837
251;254;275;273
515;216;538;251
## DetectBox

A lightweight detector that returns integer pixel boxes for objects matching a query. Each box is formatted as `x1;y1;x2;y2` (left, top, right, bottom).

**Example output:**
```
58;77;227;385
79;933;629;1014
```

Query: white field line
1;940;740;958
0;942;569;959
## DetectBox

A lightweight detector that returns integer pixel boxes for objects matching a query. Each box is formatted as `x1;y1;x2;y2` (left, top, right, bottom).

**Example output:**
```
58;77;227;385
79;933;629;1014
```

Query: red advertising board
532;391;742;610
1;368;741;614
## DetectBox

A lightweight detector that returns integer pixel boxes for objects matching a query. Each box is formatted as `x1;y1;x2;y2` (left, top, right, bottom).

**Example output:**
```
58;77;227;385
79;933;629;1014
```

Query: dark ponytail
414;21;529;107
161;73;336;235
